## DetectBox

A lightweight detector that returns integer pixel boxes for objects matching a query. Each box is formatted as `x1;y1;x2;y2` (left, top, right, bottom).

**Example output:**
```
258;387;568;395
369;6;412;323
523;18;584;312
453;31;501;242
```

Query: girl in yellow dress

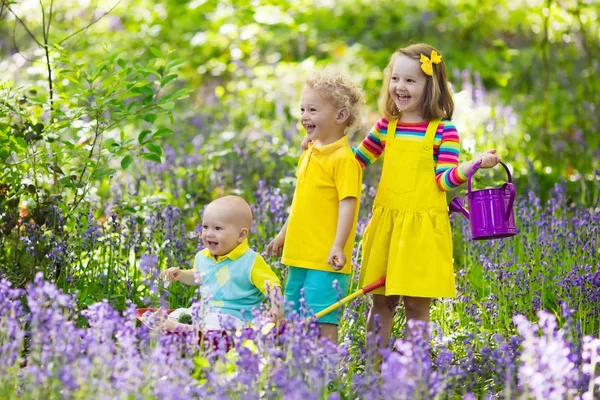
354;43;501;347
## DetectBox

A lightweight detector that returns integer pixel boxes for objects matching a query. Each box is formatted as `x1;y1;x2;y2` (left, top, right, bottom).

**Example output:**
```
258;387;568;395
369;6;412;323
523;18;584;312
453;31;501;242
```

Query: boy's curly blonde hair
304;70;364;131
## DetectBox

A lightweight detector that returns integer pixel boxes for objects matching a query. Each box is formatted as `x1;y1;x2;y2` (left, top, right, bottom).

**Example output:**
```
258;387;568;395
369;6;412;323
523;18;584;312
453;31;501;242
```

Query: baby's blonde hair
304;70;364;131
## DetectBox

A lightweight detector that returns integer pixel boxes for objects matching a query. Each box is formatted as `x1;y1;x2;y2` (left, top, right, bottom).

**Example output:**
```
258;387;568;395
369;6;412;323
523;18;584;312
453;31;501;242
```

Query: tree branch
39;0;54;103
39;0;46;41
2;1;43;47
11;17;34;62
58;1;121;46
46;0;53;41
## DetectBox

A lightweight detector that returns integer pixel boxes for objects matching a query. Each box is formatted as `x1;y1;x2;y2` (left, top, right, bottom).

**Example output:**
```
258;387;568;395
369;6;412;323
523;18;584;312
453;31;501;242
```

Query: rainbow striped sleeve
354;118;387;168
435;121;468;191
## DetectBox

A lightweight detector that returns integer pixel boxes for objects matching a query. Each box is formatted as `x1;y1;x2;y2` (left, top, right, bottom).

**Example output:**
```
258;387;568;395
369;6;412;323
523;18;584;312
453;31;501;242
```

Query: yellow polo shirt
281;135;362;274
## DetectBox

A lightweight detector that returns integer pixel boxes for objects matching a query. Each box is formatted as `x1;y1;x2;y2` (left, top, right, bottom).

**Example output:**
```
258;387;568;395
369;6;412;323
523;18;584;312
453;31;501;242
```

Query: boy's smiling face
201;198;250;257
300;86;344;145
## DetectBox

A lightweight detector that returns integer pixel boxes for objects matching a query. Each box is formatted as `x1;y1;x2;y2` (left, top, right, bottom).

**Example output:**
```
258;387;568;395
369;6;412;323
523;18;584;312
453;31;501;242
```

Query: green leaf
159;101;175;110
0;148;10;162
153;128;173;139
15;138;27;149
48;163;65;175
103;138;118;150
145;143;163;156
160;74;178;88
162;88;193;102
138;130;152;144
33;123;44;134
149;47;163;58
140;153;162;163
92;168;117;179
166;59;186;70
141;114;157;124
121;155;133;169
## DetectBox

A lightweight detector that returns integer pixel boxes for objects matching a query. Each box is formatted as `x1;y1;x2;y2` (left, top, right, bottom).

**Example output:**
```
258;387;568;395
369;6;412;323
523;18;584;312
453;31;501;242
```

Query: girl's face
388;54;427;122
300;86;343;145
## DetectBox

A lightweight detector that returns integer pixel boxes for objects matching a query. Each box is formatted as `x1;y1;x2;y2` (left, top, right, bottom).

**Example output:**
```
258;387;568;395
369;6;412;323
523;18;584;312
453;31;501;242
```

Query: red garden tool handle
362;276;387;294
314;276;386;319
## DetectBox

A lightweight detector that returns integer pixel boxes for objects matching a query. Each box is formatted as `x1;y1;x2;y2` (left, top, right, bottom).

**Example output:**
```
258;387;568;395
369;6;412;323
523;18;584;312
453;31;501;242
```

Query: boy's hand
266;233;285;257
160;267;182;282
300;136;311;151
328;246;346;271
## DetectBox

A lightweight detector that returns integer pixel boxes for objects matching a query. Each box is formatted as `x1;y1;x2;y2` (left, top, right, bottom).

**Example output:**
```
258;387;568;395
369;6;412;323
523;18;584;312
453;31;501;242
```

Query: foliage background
0;1;599;397
1;0;598;321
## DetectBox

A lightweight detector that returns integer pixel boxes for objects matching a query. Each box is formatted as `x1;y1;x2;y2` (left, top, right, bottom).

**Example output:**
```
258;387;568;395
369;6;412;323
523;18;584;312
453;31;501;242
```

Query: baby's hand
268;302;284;323
300;136;311;151
477;149;501;169
328;246;346;271
160;267;182;282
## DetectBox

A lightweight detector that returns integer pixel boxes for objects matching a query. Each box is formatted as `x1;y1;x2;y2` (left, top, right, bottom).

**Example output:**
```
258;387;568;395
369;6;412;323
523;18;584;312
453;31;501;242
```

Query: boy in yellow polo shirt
266;71;363;343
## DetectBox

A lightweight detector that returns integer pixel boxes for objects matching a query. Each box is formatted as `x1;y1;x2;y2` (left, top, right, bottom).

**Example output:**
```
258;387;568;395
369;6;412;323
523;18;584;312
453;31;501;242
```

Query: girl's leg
403;296;431;338
319;323;338;344
366;294;400;348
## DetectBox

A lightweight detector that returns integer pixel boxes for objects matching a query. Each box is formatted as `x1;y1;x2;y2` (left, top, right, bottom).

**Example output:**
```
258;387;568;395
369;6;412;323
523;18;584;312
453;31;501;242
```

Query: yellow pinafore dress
359;118;456;298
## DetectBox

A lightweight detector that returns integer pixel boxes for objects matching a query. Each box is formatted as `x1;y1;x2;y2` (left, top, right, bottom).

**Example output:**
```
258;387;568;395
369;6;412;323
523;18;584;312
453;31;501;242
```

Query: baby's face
201;208;244;256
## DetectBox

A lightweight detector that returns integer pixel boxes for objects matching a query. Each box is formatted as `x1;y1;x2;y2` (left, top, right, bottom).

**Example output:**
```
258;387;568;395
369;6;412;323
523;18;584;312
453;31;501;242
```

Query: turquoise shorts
284;266;351;325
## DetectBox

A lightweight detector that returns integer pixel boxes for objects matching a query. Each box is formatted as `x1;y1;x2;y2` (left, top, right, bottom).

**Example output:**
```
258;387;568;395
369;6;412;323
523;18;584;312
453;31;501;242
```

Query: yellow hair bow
420;50;442;76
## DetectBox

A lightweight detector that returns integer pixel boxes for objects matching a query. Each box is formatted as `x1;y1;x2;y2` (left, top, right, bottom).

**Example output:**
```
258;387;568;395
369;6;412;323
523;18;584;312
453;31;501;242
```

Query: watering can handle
503;182;516;220
467;160;513;198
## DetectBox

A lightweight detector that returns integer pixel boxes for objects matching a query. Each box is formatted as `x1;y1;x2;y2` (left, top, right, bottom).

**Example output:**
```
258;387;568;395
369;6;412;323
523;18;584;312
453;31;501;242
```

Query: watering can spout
449;197;470;220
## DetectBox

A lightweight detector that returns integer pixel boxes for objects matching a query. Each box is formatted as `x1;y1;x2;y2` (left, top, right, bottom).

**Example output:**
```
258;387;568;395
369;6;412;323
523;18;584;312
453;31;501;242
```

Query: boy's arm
266;216;289;256
277;217;289;238
328;197;358;270
329;155;362;270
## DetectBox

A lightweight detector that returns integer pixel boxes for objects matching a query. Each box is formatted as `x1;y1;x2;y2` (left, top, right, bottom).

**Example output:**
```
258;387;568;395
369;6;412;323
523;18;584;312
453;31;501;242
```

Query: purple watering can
449;160;517;240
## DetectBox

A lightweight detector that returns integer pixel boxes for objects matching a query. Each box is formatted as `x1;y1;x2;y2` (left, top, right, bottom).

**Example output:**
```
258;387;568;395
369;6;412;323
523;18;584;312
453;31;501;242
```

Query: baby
160;195;283;331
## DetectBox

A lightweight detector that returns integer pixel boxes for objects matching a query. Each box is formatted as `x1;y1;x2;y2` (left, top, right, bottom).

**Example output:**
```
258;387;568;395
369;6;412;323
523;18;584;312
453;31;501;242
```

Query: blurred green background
0;0;598;301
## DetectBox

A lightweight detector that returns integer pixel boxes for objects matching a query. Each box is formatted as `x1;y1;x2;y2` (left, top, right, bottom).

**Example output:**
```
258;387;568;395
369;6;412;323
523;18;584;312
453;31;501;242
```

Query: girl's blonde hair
305;70;364;131
378;43;454;121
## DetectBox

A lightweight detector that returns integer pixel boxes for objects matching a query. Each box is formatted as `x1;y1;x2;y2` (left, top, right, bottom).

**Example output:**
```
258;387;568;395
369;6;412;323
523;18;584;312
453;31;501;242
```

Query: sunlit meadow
1;1;600;397
2;78;599;397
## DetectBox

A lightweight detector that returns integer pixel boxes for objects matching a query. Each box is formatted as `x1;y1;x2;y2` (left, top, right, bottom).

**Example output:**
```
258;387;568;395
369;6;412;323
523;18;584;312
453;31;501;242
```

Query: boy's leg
366;294;400;348
283;267;308;317
303;270;351;344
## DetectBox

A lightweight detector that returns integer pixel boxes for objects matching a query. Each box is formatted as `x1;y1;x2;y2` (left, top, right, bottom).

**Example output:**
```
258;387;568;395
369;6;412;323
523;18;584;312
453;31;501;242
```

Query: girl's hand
328;246;346;271
461;149;501;176
265;234;285;257
300;136;311;151
160;267;182;282
477;149;501;169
